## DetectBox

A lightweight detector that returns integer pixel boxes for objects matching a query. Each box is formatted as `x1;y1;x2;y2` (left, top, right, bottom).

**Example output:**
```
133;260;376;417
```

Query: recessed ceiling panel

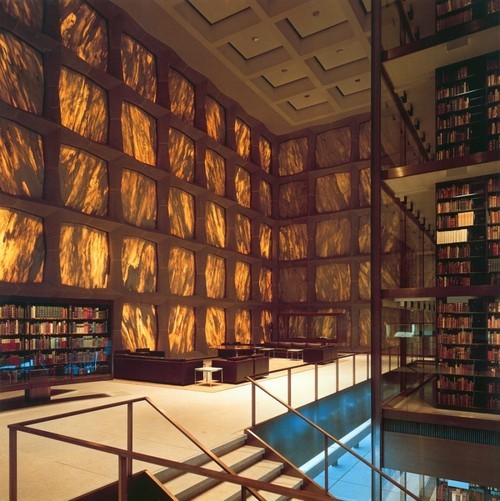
187;0;249;24
262;64;308;88
316;40;367;70
288;90;329;110
229;26;282;59
336;71;370;96
287;0;347;38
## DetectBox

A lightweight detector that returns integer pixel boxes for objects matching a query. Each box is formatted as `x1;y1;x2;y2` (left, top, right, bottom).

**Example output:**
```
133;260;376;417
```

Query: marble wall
121;303;157;351
168;247;195;296
121;169;156;228
169;128;195;182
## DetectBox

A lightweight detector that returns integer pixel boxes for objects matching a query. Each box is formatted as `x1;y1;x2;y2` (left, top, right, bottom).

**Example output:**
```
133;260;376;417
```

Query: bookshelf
437;478;500;500
435;0;493;32
0;299;112;398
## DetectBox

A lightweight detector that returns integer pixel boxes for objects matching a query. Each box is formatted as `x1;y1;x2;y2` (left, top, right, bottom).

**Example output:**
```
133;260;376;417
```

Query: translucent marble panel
358;261;371;300
259;310;273;343
259;223;272;260
121;237;157;293
382;255;400;289
259;136;272;174
279;268;307;303
235;118;251;160
169;128;194;182
235;261;251;301
122;102;157;166
235;214;251;255
359;168;371;207
279;224;308;261
206;307;225;348
0;118;43;198
359;120;371;160
316;126;351;168
382;203;402;252
168;305;195;354
235;308;251;344
1;0;43;29
358;215;371;254
315;263;351;302
359;308;371;347
205;149;225;196
168;188;194;239
0;207;44;282
278;137;308;176
121;303;157;351
315;173;351;213
122;169;156;229
315;218;351;257
288;316;306;338
121;34;156;101
310;311;339;339
260;180;272;217
235;167;251;208
0;31;43;114
279;181;307;218
169;69;195;126
206;254;225;299
59;68;107;143
206;202;225;248
259;267;272;303
206;96;225;144
60;0;107;71
60;145;107;216
59;224;108;288
168;247;195;296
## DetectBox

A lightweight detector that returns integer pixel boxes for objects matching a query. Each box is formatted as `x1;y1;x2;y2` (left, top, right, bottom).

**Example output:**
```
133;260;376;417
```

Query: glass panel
205;149;225;196
59;224;108;288
121;237;157;293
259;223;272;260
315;263;351;301
359;120;371;160
259;310;273;343
121;102;157;166
279;267;307;302
259;180;272;217
168;305;195;354
235;261;251;301
279;223;308;260
359;307;371;347
2;0;43;29
359;214;371;253
279;181;308;218
60;145;108;216
121;303;157;351
206;96;225;143
235;118;251;160
235;308;251;344
359;167;371;207
316;172;351;213
235;166;251;208
315;126;351;167
259;136;272;173
259;267;273;303
205;307;225;348
168;247;195;296
315;218;351;257
0;207;44;282
168;188;194;239
169;128;195;182
235;213;251;255
359;261;371;300
169;69;195;125
0;118;43;198
206;254;225;299
121;169;156;229
278;137;308;175
206;201;225;248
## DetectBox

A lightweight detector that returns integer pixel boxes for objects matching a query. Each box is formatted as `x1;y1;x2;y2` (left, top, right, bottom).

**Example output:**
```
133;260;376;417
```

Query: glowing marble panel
358;261;371;300
278;137;308;176
359;168;371;207
122;169;156;229
59;67;107;143
259;223;272;260
235;309;251;344
206;96;225;144
358;215;370;254
310;311;339;339
235;167;251;208
59;224;108;288
259;310;272;343
60;145;107;216
259;180;272;217
316;126;351;168
206;201;225;248
259;267;272;303
382;255;400;289
259;136;271;173
382;204;402;252
121;303;157;351
206;254;225;299
279;267;307;303
279;224;307;261
0;118;43;198
359;308;371;347
60;0;107;71
0;207;44;283
121;34;156;101
121;237;157;293
205;149;225;196
168;247;195;296
315;172;351;213
168;188;194;239
315;263;351;302
121;102;156;166
169;128;194;182
315;218;351;257
279;181;307;218
235;261;251;301
1;0;43;29
206;307;225;348
168;305;195;354
235;214;251;255
288;316;306;338
235;118;251;160
169;70;195;126
359;120;371;160
0;31;43;114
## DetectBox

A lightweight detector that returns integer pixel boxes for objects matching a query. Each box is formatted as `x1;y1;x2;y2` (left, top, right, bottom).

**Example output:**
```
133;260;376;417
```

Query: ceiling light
252;36;260;42
336;48;344;54
281;68;288;73
312;10;320;16
354;78;361;83
304;94;310;98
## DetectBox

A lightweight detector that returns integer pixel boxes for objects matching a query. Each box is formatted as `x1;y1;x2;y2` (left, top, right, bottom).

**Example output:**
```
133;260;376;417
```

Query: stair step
255;474;304;501
163;445;265;500
190;459;284;501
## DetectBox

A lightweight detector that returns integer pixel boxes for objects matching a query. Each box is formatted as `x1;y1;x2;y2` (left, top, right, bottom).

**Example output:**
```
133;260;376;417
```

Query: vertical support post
118;455;128;501
324;435;329;493
353;354;356;385
335;358;339;392
127;402;133;477
367;352;370;380
315;364;319;401
287;368;292;407
9;427;17;501
252;382;256;426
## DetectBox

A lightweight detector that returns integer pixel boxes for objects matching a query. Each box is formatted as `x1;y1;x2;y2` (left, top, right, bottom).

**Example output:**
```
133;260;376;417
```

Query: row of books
488;209;500;223
438;302;471;312
488;332;500;343
437;316;473;328
436;144;471;159
487;71;500;87
487;225;500;239
438;210;476;228
436;96;471;115
436;129;471;147
436;8;473;31
488;194;500;207
439;346;471;359
436;81;470;99
437;276;471;286
487;348;500;361
438;332;473;344
489;121;500;135
488;258;500;272
436;376;474;391
488;104;498;119
436;261;472;274
438;243;476;258
0;305;25;319
437;199;477;213
436;0;472;17
436;228;468;244
436;391;473;407
487;88;500;103
436;112;471;129
0;320;25;335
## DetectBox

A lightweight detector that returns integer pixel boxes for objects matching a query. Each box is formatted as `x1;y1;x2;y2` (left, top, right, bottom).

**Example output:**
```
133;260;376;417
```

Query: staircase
154;434;311;500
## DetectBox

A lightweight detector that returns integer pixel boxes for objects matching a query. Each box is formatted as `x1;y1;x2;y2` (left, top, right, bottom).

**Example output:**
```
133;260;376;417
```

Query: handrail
247;375;421;500
8;396;332;501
